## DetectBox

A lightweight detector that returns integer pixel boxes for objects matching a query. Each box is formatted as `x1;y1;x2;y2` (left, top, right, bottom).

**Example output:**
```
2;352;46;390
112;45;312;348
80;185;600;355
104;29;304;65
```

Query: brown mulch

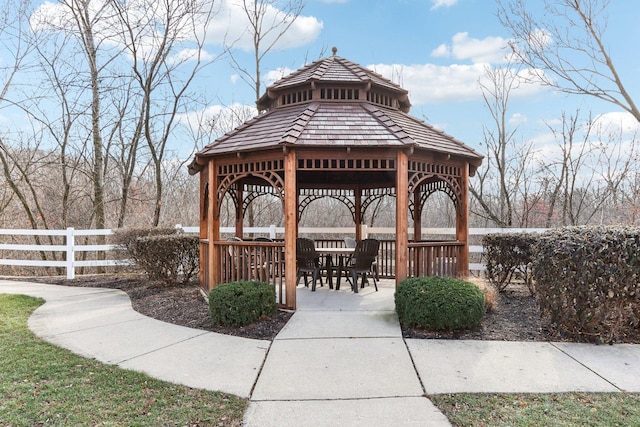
20;274;292;341
14;274;556;342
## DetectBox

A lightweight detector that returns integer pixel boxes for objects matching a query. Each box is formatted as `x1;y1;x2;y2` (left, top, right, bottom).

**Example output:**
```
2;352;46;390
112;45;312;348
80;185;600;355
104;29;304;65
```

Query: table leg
336;255;343;290
325;254;334;289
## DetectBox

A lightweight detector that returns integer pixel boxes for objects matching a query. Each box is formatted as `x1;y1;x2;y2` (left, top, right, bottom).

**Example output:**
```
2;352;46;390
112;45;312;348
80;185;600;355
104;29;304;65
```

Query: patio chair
296;237;323;291
346;238;380;293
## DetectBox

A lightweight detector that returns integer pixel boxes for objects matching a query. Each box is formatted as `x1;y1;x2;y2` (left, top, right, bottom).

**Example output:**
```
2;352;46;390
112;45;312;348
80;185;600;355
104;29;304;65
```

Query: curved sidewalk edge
0;280;269;399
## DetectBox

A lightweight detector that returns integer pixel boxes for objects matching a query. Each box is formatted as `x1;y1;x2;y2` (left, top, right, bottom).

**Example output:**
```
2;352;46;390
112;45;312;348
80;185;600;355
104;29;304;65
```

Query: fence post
66;227;75;280
269;224;277;239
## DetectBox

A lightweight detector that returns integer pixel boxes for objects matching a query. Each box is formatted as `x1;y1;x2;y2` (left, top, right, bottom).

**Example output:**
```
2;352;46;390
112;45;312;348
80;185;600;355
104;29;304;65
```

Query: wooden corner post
456;162;470;277
395;150;409;285
284;149;297;309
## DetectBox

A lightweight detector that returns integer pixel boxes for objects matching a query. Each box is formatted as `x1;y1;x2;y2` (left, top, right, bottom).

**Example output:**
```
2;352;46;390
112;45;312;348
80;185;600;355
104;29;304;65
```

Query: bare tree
498;0;640;122
227;0;307;107
540;110;596;226
470;62;537;227
111;0;220;225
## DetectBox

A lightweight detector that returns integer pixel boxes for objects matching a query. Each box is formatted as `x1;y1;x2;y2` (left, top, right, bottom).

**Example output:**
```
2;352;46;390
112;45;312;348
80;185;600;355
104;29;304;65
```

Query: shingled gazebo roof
190;51;483;175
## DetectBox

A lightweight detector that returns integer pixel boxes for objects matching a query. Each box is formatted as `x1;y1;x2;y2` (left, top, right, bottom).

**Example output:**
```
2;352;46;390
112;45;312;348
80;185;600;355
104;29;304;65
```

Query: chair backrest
353;238;380;269
344;237;357;248
255;237;273;242
296;237;319;268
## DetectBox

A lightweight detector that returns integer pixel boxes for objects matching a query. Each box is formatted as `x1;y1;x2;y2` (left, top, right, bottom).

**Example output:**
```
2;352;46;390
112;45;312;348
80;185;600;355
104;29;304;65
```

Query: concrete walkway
2;279;639;426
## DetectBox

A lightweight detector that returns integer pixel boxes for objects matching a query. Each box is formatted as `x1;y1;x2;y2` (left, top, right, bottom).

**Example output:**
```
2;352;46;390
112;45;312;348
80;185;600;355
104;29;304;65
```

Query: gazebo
189;49;483;309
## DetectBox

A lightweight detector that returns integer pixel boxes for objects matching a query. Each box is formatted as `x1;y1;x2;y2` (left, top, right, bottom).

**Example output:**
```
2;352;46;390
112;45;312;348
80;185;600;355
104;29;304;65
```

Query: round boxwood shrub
395;276;485;331
209;281;277;327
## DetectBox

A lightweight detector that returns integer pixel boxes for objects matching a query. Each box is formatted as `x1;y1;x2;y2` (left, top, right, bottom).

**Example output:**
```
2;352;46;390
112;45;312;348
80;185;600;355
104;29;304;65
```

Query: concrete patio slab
251;337;422;401
554;342;640;392
408;339;619;394
244;397;451;427
120;332;270;398
295;280;396;312
276;310;401;339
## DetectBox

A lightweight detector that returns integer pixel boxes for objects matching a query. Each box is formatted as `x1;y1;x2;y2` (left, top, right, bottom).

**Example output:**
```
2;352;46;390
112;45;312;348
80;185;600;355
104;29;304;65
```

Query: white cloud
167;48;216;65
177;103;257;138
30;0;322;64
370;62;484;104
431;32;511;64
430;0;459;10
369;61;547;105
509;113;528;126
205;0;323;51
592;112;640;138
264;67;293;86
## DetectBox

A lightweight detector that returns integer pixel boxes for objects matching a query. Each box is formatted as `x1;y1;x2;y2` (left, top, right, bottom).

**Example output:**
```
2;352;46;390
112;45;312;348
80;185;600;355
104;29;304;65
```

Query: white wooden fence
0;226;547;279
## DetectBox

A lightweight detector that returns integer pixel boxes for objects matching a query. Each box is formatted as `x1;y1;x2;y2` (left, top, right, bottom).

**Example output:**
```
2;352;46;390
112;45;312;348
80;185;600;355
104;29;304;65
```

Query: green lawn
0;294;247;426
431;391;640;426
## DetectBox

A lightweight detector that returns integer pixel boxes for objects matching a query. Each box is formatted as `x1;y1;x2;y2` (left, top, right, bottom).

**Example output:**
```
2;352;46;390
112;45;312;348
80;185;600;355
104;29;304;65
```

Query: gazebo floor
290;278;396;311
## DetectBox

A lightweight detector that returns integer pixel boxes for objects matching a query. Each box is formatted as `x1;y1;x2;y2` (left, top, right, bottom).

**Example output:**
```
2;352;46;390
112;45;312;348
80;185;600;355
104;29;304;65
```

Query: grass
0;293;247;426
430;392;640;426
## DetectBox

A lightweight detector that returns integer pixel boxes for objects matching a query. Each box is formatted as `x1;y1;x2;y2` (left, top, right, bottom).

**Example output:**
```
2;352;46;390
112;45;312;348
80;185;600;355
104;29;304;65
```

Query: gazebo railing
212;240;286;304
408;241;464;277
204;239;465;305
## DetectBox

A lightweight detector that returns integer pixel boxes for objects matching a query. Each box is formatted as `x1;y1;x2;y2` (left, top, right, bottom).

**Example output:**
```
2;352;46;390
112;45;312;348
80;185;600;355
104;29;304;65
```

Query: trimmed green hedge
533;226;640;343
113;227;199;284
209;281;277;327
395;276;485;331
483;232;537;294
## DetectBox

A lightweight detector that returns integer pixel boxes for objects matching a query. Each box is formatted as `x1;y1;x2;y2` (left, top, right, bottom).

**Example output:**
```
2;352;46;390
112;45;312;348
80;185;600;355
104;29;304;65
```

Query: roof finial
332;46;337;56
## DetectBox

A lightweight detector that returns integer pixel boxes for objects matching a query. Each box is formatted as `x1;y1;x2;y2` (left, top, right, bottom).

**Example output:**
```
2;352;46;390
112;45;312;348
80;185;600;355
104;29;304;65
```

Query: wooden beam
198;165;208;288
456;162;470;277
395;150;409;285
355;186;362;241
235;184;243;238
284;150;297;309
209;159;221;290
413;188;422;241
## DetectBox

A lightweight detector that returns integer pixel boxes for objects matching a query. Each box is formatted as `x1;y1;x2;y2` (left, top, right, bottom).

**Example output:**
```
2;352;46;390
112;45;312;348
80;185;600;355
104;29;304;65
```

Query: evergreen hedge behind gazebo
189;49;483;309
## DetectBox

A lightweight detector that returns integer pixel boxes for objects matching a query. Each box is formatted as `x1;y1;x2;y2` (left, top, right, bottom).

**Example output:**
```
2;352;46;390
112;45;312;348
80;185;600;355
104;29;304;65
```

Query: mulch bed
13;274;554;342
10;274;640;343
19;274;292;341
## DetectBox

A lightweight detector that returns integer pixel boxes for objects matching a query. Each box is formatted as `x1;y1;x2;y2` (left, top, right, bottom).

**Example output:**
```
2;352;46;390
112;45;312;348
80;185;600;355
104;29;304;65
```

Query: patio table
315;247;354;290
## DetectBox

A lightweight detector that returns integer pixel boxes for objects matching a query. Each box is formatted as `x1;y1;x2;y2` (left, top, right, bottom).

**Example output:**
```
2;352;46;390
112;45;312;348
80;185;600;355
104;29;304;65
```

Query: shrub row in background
113;227;199;284
533;226;640;344
209;281;277;327
483;232;537;294
395;276;485;331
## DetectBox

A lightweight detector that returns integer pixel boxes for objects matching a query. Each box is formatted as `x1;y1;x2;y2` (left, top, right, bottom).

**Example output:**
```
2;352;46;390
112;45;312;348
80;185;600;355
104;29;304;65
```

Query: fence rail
0;226;548;279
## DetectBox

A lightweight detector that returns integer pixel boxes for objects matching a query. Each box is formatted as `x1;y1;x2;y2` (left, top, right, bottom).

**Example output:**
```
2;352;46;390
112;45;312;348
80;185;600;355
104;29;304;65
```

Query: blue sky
4;0;640;160
194;0;640;158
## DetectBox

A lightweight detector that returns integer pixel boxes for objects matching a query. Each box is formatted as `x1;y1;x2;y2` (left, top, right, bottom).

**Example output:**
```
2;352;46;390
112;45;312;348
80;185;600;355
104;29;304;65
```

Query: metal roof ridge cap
362;103;416;145
309;56;334;80
206;110;264;146
391;109;483;156
280;102;320;143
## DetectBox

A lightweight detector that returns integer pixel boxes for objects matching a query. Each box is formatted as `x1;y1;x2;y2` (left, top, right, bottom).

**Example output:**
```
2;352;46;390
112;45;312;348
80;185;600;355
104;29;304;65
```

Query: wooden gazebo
189;49;483;309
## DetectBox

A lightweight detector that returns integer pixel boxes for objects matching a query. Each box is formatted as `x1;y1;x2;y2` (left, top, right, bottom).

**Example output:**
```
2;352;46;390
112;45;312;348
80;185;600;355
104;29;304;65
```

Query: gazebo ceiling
189;51;483;177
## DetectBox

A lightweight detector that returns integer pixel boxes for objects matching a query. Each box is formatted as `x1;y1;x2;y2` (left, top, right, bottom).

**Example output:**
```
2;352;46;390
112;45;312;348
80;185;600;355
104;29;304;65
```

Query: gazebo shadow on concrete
189;49;483;309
